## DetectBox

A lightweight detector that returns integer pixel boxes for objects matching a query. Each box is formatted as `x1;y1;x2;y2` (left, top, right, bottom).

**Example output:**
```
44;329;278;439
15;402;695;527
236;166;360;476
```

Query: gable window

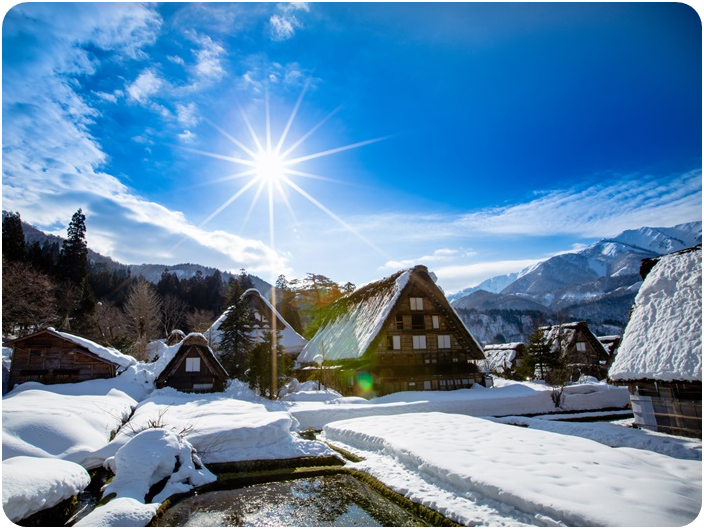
185;357;201;372
410;297;424;311
438;335;451;349
432;315;440;329
387;335;401;350
576;342;587;352
395;314;404;330
412;335;427;349
411;314;425;330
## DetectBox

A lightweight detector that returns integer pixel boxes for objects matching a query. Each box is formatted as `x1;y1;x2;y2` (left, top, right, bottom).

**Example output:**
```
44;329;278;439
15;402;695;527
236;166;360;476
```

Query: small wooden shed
481;342;526;379
154;333;229;393
5;328;135;390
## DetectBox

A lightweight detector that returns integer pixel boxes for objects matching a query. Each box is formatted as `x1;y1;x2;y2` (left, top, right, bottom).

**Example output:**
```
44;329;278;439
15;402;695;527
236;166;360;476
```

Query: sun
254;148;286;184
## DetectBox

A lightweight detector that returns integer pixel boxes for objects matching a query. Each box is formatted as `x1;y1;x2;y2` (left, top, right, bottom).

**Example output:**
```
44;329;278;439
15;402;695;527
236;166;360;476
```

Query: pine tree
218;277;253;377
59;209;88;284
2;211;26;262
515;327;562;381
245;330;291;399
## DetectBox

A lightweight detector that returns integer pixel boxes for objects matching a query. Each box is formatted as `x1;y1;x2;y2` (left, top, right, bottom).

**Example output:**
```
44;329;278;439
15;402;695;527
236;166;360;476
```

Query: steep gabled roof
5;328;136;369
481;343;525;373
539;321;608;359
609;245;702;382
153;333;228;381
298;265;484;363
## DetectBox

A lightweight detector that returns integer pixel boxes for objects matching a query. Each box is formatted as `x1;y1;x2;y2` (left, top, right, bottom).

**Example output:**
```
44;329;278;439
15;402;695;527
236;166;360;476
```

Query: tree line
2;211;355;373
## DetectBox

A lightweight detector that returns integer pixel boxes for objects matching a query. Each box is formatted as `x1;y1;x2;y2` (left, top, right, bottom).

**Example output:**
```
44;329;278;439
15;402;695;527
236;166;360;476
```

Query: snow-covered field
2;372;701;527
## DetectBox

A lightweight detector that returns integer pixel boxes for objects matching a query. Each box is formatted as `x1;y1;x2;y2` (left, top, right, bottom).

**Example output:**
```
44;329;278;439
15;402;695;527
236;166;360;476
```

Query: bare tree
2;257;57;337
161;294;189;336
123;280;162;360
91;301;128;347
186;309;216;336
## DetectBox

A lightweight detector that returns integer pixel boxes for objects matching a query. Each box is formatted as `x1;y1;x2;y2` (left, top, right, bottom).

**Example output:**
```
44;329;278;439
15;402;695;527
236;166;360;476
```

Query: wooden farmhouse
297;265;486;397
5;328;135;390
205;288;307;356
539;321;610;381
480;342;526;379
154;333;229;393
598;335;622;358
609;245;702;438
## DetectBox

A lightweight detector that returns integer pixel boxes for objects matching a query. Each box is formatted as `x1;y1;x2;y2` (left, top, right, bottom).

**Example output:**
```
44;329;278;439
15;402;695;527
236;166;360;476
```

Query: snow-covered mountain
447;273;519;302
452;222;702;344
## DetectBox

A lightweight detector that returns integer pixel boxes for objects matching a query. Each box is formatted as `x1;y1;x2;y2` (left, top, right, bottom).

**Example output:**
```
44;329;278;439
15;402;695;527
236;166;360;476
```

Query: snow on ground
492;415;702;461
103;428;216;503
282;379;630;430
105;386;333;464
323;412;702;527
73;498;159;527
2;456;90;523
2;385;137;469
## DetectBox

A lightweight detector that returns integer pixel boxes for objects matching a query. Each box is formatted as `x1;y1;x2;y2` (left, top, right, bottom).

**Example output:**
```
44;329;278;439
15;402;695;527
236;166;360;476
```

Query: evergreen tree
59;209;88;284
275;274;303;334
218;277;253;376
2;211;26;262
245;330;291;399
515;327;563;382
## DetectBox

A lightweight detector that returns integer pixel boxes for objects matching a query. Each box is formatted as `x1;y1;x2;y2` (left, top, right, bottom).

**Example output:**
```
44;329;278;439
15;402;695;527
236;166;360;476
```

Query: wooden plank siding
155;335;228;393
8;333;117;389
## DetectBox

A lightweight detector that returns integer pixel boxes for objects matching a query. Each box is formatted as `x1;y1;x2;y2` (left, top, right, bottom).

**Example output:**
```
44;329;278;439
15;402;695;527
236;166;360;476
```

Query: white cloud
175;102;198;126
126;69;163;103
191;34;225;80
382;248;463;270
269;3;310;41
178;130;196;142
167;55;185;65
433;259;542;294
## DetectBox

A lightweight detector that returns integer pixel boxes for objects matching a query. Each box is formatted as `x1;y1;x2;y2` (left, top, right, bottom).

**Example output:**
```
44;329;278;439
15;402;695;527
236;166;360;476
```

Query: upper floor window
387;335;401;350
432;315;440;329
576;342;587;352
410;297;424;311
438;335;451;349
395;313;404;330
185;357;201;372
412;335;427;349
411;314;425;330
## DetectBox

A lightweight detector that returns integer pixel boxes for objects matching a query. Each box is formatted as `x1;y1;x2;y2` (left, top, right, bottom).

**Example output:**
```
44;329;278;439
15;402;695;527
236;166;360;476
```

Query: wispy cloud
433;259;542;293
381;248;469;270
269;3;310;41
126;69;164;103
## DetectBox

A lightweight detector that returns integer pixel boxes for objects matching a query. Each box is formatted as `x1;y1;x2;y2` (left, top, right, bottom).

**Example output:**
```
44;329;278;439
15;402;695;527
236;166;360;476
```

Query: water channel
155;474;429;527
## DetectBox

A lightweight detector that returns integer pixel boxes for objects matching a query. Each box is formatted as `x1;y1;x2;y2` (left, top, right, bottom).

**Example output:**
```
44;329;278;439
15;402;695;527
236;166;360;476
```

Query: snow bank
610;247;702;381
103;428;215;503
2;386;137;468
2;456;90;522
73;498;159;527
49;328;136;369
324;413;701;527
287;380;630;430
107;389;333;464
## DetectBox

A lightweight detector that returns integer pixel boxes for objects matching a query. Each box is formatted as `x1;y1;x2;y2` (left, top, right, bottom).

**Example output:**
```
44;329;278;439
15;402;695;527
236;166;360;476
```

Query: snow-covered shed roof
151;333;228;380
204;289;307;355
609;246;702;382
298;265;484;363
5;328;136;369
539;322;606;357
481;343;525;373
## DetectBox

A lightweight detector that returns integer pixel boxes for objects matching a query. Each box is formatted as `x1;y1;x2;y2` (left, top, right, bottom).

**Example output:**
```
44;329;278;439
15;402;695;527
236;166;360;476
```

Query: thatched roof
609;245;702;382
298;265;484;363
153;333;228;380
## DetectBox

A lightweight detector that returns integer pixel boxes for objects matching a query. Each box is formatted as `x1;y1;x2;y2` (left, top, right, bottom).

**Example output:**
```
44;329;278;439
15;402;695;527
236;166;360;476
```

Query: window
438;335;451;349
576;342;587;352
410;297;423;311
423;380;432;390
412;335;427;349
411;314;425;330
192;383;212;391
395;313;404;330
432;315;440;329
387;335;401;350
185;357;201;372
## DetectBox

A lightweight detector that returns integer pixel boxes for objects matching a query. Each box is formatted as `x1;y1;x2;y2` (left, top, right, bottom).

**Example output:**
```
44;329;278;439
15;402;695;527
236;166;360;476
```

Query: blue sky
2;2;701;293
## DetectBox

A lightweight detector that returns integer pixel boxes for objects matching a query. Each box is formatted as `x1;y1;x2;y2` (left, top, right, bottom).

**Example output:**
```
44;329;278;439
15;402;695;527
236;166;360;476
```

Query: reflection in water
157;474;428;527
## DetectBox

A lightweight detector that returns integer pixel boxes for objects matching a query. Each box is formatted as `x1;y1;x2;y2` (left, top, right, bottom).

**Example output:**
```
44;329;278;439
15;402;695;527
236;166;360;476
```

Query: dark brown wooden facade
155;334;229;393
6;329;126;390
300;265;486;397
541;322;611;381
624;380;701;438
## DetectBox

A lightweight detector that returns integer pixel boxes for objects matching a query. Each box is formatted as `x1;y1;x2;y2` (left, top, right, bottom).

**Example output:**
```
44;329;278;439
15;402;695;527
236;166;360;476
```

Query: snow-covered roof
481;343;525;373
150;333;227;379
298;265;484;363
204;289;308;355
609;246;702;382
7;328;136;369
298;269;411;363
539;322;605;356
